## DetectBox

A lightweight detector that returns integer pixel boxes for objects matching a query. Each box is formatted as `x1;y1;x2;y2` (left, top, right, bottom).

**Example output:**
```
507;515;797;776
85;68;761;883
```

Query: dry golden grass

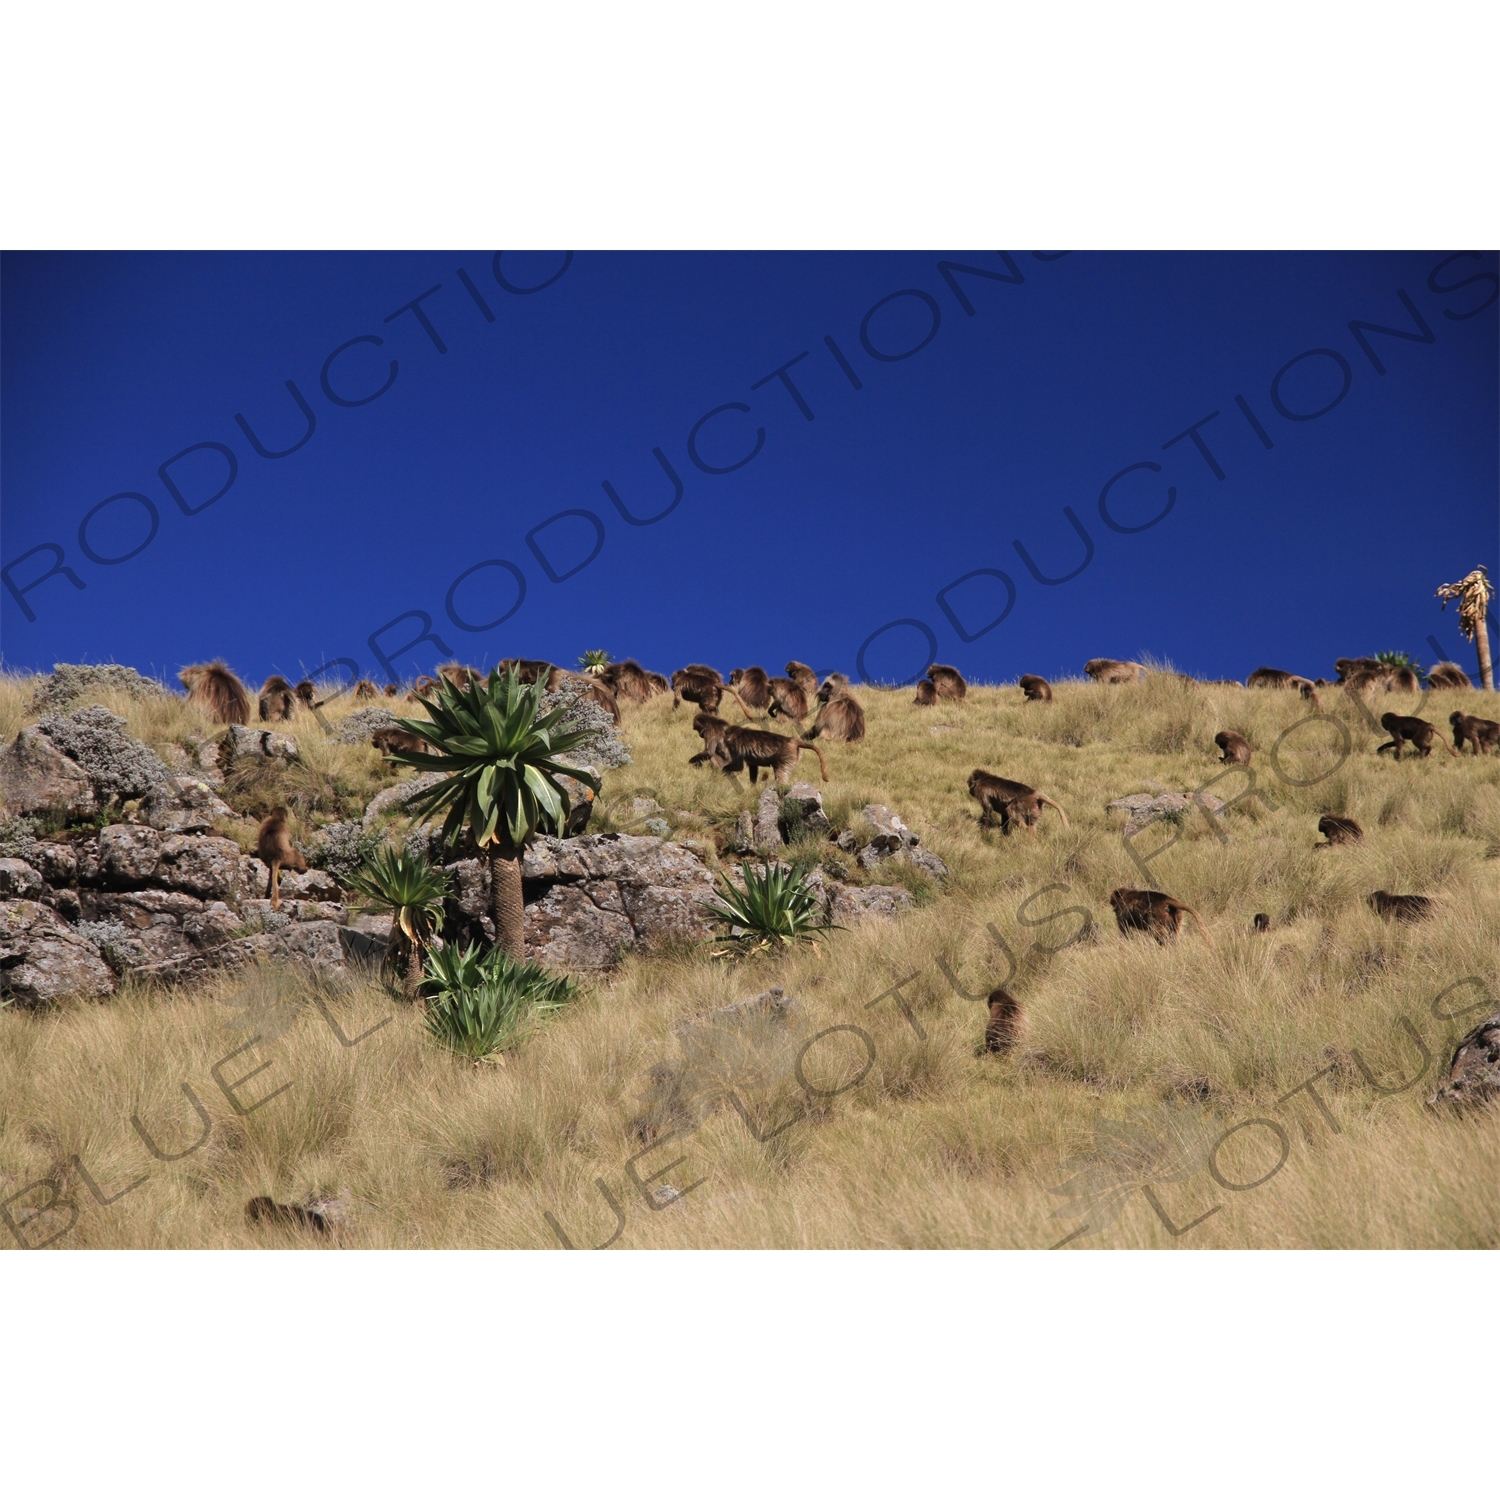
2;669;1497;1249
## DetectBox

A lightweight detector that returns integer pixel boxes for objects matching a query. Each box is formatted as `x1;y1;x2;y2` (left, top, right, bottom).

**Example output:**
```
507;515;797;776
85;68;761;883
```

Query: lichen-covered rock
219;725;299;770
0;899;115;1004
0;727;98;818
155;835;244;900
782;782;831;836
78;888;210;967
362;773;447;825
1426;1014;1500;1110
277;868;343;902
525;883;637;970
139;776;235;833
35;703;169;802
754;786;783;850
97;824;163;885
133;919;346;983
830;883;915;926
0;858;44;900
33;843;78;887
28;662;168;712
1107;791;1226;832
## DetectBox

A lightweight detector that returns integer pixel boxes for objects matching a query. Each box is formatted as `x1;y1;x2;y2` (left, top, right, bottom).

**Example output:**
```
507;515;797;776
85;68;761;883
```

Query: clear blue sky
2;251;1495;688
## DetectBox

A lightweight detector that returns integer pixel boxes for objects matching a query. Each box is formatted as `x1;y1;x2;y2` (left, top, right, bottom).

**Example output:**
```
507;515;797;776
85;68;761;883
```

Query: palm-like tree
385;665;600;959
345;846;449;999
1436;566;1495;691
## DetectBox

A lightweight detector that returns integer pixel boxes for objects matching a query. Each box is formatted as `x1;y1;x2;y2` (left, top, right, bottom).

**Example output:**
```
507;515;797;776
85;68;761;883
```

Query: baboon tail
1038;794;1070;829
1177;904;1208;939
799;741;831;781
723;685;755;719
1443;736;1459;758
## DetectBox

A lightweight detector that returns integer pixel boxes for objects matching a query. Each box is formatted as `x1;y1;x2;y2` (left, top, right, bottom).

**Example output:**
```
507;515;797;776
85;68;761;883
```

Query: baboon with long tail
688;713;829;783
256;806;308;911
967;771;1069;834
1109;888;1207;942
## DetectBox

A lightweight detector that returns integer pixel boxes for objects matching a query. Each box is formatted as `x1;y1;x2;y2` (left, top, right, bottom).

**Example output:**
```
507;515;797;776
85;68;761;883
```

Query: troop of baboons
174;645;1488;1055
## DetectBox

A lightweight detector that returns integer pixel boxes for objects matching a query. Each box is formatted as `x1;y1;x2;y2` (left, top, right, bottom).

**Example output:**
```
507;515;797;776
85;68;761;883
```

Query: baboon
928;665;967;700
728;666;774;713
672;664;726;712
786;661;819;697
256;806;308;911
550;668;622;724
1316;814;1363;847
497;658;555;685
355;679;379;699
1427;662;1472;691
807;685;865;743
408;675;440;702
384;683;399;697
1450;711;1499;756
1386;666;1420;693
371;727;431;758
1108;887;1207;942
913;678;938;706
688;713;829;783
246;1196;329;1234
1246;667;1300;690
984;989;1022;1054
1376;712;1458;760
1368;891;1433;924
258;674;297;723
180;661;251;724
1086;659;1146;684
294;679;317;710
1252;913;1270;933
1019;674;1053;703
1294;677;1322;709
437;661;484;691
1334;657;1383;682
1214;730;1251;765
600;659;666;703
967;770;1069;834
766;674;809;724
817;673;850;701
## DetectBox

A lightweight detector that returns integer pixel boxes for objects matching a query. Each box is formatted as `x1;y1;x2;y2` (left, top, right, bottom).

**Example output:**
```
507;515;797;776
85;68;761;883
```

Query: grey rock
97;824;163;885
240;898;345;926
140;776;236;833
193;740;225;784
1426;1013;1500;1110
733;811;756;853
782;782;830;836
131;919;345;983
0;899;115;1005
76;888;208;968
829;883;915;926
905;846;950;879
33;843;78;887
754;787;783;850
1107;791;1226;833
220;725;299;769
861;804;918;845
28;662;168;713
155;835;244;900
525;883;637;970
0;727;98;818
362;773;447;825
0;859;44;900
277;867;343;902
35;704;168;801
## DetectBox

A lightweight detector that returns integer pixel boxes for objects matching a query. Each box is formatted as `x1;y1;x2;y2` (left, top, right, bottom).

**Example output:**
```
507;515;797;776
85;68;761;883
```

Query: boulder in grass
0;899;116;1005
0;727;98;819
1426;1014;1500;1110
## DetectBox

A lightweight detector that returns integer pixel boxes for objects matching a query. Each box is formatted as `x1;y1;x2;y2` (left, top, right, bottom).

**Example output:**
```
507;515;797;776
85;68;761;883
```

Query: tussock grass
2;671;1497;1248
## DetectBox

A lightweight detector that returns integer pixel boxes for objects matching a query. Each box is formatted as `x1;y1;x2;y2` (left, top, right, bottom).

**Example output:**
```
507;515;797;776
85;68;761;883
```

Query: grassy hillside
2;669;1497;1249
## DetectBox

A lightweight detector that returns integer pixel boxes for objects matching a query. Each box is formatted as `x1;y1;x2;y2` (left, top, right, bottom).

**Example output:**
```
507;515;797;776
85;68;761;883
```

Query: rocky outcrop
0;899;116;1005
0;727;98;818
1107;791;1226;833
219;725;299;770
362;773;447;826
139;776;235;833
95;825;244;900
838;803;949;880
829;882;915;925
1426;1014;1500;1110
0;858;44;900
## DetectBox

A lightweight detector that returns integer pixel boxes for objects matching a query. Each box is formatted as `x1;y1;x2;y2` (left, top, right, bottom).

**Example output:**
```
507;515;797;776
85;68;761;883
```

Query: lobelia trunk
1476;611;1494;692
405;934;423;1001
489;843;526;959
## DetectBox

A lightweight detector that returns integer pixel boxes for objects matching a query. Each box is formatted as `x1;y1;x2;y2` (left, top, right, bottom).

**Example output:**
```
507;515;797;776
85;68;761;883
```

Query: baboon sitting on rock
1109;888;1206;942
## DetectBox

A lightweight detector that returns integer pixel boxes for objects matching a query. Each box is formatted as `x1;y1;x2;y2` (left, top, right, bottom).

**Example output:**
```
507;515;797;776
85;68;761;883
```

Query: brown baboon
1386;667;1420;693
984;989;1022;1054
1334;657;1383;682
1086;658;1146;684
497;658;554;685
1427;662;1472;691
551;668;623;724
1252;913;1270;932
1293;677;1322;708
1019;674;1053;702
786;661;819;698
817;673;850;701
258;674;297;723
928;664;967;700
1214;730;1251;765
355;679;379;699
1316;814;1364;847
1450;711;1499;755
1246;667;1299;690
408;675;440;702
672;664;726;712
1376;712;1458;760
728;666;774;714
371;727;431;758
688;713;829;783
246;1196;329;1234
180;661;251;724
384;683;399;697
766;675;809;724
256;806;308;911
601;659;666;703
437;661;484;691
913;678;938;706
294;679;317;710
807;685;865;743
1109;887;1207;942
1368;890;1433;924
967;770;1069;834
